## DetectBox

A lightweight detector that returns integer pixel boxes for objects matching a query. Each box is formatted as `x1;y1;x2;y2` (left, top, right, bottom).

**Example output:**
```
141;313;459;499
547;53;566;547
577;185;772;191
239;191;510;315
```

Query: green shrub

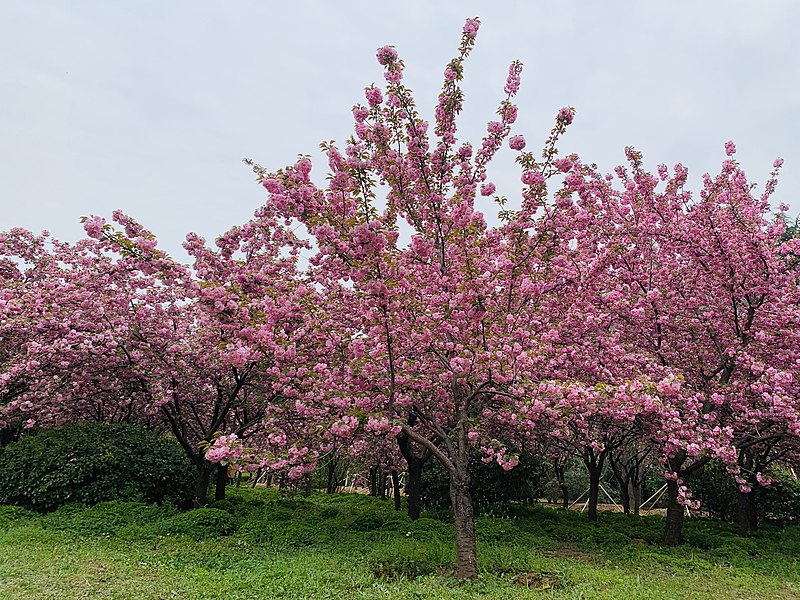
348;510;384;532
691;462;800;526
41;500;178;536
0;504;37;527
580;528;630;547
367;538;452;580
418;451;546;514
759;470;800;525
409;517;450;533
0;423;196;512
156;507;237;539
380;515;414;532
262;505;295;522
318;506;340;520
476;517;539;546
689;461;739;522
238;519;329;548
208;499;235;513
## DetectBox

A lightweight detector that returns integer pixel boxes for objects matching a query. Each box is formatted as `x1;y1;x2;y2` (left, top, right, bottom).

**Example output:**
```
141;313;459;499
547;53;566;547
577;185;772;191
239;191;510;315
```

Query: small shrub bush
0;423;196;512
419;451;546;514
208;499;235;513
318;506;340;520
157;507;237;539
760;470;800;526
41;500;179;536
368;539;452;580
238;519;328;548
692;462;800;526
476;517;540;546
380;515;414;532
0;504;37;527
349;510;384;532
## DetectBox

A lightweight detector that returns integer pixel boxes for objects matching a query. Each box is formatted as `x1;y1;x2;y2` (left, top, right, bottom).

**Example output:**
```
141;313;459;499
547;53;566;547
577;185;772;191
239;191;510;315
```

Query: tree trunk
618;475;631;516
630;478;642;516
397;427;431;520
735;449;758;535
735;489;758;536
406;460;423;520
450;473;478;580
325;453;342;494
379;471;387;500
250;467;263;488
391;469;401;511
194;462;213;507
664;479;685;546
214;464;227;501
587;464;601;522
326;455;338;494
368;466;379;497
554;463;569;509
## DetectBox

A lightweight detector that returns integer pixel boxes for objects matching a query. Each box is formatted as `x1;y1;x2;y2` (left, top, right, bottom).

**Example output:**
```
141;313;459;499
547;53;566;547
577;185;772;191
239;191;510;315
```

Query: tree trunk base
450;478;478;580
664;479;685;547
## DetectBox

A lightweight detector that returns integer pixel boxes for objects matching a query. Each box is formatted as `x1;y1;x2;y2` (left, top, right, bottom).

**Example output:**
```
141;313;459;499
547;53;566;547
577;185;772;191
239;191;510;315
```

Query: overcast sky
2;1;798;261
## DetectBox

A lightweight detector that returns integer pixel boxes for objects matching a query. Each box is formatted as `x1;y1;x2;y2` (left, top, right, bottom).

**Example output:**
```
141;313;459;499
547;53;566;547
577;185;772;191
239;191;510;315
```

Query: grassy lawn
0;488;797;599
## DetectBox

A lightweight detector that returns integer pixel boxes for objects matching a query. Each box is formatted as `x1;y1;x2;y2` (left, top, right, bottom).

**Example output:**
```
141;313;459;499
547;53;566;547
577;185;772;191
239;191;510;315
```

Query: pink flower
83;216;106;239
487;121;503;134
504;61;522;96
724;140;736;156
463;18;480;38
365;86;383;107
480;182;496;197
262;177;282;194
509;135;526;151
521;171;545;186
376;46;397;66
557;107;574;125
553;158;573;172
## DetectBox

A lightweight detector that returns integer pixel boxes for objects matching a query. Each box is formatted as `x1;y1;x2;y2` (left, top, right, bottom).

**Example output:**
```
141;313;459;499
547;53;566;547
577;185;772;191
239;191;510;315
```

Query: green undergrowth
0;488;798;599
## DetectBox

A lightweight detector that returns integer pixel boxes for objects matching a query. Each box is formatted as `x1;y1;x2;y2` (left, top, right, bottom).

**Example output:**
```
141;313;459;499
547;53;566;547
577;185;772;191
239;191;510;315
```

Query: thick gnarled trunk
664;479;685;546
194;462;214;507
450;473;478;580
214;464;227;501
736;489;758;536
398;431;430;521
405;460;423;520
587;466;601;522
399;400;478;579
554;462;569;509
583;451;606;522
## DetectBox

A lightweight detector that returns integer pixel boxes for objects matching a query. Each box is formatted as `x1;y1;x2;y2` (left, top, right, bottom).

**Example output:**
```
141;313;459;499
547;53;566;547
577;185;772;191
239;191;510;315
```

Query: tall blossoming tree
238;19;636;578
559;146;800;544
0;210;321;507
0;227;157;437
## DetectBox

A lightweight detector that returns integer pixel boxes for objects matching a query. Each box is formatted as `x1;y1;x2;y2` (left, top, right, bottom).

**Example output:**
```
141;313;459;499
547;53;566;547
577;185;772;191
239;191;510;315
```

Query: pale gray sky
2;1;798;260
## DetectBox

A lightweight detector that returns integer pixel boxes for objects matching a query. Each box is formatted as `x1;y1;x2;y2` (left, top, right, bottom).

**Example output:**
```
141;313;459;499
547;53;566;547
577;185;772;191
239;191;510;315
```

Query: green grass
0;489;798;599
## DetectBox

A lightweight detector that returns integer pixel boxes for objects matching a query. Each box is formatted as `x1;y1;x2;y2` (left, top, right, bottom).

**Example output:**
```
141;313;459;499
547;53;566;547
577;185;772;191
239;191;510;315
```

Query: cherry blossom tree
0;227;157;436
235;18;631;578
559;146;800;544
0;210;320;507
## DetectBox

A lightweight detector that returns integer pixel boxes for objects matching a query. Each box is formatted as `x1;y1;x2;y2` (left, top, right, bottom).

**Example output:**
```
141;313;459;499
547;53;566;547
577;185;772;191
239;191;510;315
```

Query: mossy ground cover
0;488;798;599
